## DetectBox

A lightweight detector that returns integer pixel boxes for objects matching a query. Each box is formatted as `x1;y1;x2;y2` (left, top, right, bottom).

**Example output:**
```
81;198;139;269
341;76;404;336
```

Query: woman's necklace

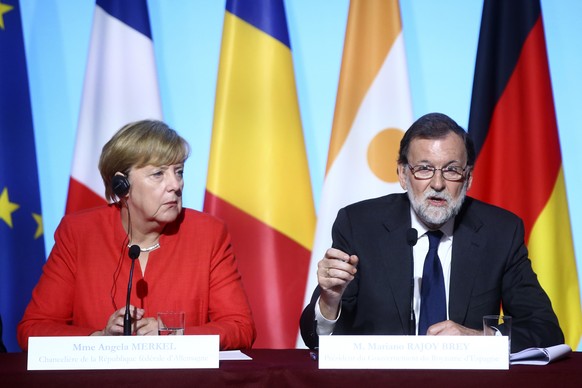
127;242;160;253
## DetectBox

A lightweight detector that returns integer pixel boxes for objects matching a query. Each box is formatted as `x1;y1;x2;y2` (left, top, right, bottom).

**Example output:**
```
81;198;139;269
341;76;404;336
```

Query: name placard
27;335;219;370
318;335;508;370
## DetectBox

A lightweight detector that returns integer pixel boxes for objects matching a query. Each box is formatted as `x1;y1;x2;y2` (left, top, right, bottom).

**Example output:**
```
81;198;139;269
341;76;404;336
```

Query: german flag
468;0;582;349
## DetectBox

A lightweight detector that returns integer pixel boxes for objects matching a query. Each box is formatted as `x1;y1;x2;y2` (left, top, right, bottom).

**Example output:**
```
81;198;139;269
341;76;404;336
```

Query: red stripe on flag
470;19;561;240
204;191;311;349
65;178;107;214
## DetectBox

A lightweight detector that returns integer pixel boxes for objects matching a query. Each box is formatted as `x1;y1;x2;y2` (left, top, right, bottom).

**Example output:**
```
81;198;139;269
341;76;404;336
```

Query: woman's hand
134;317;158;335
91;305;145;336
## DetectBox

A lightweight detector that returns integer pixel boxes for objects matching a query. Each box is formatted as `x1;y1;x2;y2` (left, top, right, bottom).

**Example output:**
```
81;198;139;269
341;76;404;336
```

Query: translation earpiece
111;174;130;198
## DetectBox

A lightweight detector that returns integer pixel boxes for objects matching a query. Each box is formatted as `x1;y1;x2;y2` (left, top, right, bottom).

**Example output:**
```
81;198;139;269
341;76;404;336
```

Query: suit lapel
380;195;414;331
449;199;485;324
374;196;486;328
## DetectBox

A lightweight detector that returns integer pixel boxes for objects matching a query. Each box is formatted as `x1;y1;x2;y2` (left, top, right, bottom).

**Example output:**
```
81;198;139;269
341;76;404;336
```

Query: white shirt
315;208;455;335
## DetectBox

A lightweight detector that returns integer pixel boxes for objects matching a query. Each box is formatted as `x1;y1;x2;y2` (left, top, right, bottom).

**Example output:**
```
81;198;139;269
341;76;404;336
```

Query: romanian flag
204;0;315;348
301;0;413;339
468;0;582;349
66;0;162;213
0;0;46;351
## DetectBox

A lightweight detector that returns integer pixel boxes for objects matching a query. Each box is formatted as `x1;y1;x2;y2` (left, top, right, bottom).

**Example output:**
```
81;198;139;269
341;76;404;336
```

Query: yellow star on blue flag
0;187;20;228
0;1;14;30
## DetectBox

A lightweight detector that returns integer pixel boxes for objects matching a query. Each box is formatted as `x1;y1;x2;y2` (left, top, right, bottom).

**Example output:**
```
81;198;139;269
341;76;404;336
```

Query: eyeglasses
407;164;468;182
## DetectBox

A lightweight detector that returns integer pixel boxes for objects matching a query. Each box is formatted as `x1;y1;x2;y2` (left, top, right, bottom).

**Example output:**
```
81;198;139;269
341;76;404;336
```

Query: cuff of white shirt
314;296;341;336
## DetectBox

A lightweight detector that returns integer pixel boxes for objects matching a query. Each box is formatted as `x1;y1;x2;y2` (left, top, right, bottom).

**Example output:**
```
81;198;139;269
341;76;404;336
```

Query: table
1;349;581;387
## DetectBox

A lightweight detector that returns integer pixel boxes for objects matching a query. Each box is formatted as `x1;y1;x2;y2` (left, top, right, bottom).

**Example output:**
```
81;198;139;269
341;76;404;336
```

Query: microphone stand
124;245;141;335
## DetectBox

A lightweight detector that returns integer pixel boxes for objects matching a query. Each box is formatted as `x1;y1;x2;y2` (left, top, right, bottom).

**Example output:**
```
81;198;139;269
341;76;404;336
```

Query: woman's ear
111;173;130;198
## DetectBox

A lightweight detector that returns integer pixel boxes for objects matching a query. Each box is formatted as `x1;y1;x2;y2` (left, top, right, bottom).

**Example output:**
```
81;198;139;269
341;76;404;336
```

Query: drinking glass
483;314;511;353
157;312;185;335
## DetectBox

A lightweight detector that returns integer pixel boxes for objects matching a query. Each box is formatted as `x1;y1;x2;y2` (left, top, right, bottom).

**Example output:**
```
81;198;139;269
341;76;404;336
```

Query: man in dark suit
300;112;563;353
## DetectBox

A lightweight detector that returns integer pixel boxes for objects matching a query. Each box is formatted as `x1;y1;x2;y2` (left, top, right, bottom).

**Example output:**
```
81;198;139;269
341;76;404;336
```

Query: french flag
66;0;162;213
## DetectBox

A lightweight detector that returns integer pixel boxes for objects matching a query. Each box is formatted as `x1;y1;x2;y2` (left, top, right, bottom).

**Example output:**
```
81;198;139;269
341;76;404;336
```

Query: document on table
219;350;252;361
510;344;571;365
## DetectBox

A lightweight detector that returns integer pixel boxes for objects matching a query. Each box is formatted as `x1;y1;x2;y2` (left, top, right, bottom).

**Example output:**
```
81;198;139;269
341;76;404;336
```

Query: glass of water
483;314;512;353
157;311;185;335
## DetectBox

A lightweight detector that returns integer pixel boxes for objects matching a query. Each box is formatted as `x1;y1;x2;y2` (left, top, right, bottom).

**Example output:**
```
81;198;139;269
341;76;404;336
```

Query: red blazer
18;205;256;350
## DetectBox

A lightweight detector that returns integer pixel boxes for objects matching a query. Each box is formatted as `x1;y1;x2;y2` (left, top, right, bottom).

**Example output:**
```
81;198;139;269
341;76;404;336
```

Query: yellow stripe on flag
207;12;315;250
529;167;582;348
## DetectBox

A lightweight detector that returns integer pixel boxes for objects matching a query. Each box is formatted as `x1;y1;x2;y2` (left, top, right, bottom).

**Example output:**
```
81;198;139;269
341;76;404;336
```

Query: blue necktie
418;230;445;335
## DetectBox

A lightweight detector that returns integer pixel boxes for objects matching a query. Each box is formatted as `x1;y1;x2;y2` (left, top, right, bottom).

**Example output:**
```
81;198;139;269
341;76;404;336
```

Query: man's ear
466;168;473;191
397;164;407;190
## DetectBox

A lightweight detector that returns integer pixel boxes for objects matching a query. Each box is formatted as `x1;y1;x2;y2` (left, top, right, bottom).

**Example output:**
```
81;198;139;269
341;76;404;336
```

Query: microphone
407;228;418;335
407;228;418;247
123;245;141;335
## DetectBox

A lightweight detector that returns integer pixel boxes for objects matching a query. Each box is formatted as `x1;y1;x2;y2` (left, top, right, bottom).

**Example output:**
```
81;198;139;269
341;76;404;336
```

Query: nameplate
319;335;508;370
27;335;219;370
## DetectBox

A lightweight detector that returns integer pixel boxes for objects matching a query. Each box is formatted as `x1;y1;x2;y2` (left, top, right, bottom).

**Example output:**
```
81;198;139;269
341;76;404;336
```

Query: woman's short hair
99;120;191;202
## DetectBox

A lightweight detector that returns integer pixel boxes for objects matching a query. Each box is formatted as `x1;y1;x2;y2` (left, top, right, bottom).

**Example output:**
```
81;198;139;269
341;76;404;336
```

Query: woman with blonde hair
18;120;256;350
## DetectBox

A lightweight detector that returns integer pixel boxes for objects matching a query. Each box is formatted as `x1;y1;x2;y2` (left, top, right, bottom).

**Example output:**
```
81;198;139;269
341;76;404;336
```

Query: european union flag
0;0;46;352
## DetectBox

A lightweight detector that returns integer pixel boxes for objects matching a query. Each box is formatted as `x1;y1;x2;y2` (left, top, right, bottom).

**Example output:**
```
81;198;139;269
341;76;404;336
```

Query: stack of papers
510;344;571;365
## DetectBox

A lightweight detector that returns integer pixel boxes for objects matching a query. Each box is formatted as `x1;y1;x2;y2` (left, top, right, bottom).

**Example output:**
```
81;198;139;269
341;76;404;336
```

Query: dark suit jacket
300;193;564;352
